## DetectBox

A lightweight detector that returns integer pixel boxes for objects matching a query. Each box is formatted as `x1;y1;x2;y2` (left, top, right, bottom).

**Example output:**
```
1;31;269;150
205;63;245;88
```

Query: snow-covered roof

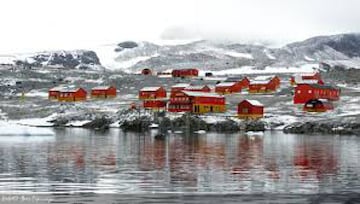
171;83;190;88
215;82;237;87
140;86;162;92
184;85;209;90
92;86;113;90
244;99;263;106
61;88;84;93
49;86;66;92
249;80;269;85
295;79;319;84
295;72;318;77
253;75;275;81
182;91;224;98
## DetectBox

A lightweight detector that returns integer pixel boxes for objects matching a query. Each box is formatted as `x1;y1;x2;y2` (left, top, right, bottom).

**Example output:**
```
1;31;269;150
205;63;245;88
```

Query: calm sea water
0;129;359;203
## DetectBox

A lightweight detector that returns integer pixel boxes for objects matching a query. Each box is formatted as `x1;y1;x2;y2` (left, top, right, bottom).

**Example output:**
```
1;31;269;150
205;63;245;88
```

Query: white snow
244;100;263;106
182;91;223;98
92;86;113;90
225;51;253;59
149;123;159;128
194;130;207;134
253;75;275;81
67;120;91;127
215;82;237;87
0;55;16;65
0;121;55;136
140;87;162;92
214;64;319;76
246;131;264;136
264;49;276;60
171;83;190;88
13;113;58;127
304;55;316;61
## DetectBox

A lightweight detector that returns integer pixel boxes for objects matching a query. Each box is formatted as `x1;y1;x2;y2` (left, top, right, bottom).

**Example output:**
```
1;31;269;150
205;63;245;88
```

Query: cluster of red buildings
215;77;250;94
48;86;117;102
248;76;281;94
291;72;340;112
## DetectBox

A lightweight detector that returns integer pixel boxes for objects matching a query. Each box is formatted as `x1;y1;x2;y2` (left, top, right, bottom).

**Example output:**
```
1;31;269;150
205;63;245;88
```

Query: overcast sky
0;0;360;54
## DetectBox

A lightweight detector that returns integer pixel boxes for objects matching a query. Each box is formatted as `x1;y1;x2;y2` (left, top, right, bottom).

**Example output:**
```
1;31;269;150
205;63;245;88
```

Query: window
297;90;301;94
308;90;312;94
242;108;249;113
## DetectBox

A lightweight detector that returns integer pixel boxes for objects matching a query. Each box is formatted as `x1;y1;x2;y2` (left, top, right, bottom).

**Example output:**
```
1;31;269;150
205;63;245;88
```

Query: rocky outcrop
283;121;360;135
83;116;112;130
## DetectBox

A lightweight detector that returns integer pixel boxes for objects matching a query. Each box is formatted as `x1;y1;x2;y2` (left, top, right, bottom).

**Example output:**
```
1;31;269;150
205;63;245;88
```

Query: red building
237;100;264;120
240;77;250;89
293;83;340;104
184;85;211;92
58;87;87;102
269;75;281;88
170;83;190;95
249;80;278;93
143;100;167;110
91;86;117;98
290;72;323;86
48;86;63;100
168;91;226;114
139;86;167;100
303;99;334;112
171;68;199;78
215;82;242;94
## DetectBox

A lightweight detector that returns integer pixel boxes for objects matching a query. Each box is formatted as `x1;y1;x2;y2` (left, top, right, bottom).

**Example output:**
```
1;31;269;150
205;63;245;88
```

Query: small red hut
293;84;340;104
184;85;211;92
58;88;87;102
91;86;117;98
171;68;199;78
139;86;167;100
237;100;264;120
215;82;242;94
269;75;281;89
303;99;334;112
168;91;226;114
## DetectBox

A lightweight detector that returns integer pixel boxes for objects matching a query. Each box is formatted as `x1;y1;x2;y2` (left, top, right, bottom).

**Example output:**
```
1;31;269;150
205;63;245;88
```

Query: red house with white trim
237;100;264;120
139;86;167;100
293;84;340;104
215;82;242;94
91;86;117;98
143;100;167;110
48;86;63;100
168;91;226;114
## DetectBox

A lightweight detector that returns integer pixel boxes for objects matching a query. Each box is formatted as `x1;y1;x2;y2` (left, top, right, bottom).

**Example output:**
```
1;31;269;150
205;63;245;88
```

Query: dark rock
50;117;69;127
117;41;138;49
120;116;152;132
154;133;166;140
211;119;240;132
284;121;360;135
83;116;112;130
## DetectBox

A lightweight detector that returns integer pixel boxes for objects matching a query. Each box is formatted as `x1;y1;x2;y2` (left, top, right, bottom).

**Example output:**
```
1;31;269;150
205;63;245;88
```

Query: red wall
294;84;340;104
172;69;199;77
139;87;167;99
237;100;264;115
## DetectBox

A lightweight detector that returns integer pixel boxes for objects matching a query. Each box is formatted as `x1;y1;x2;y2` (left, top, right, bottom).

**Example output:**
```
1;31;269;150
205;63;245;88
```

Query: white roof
60;87;84;93
294;72;318;77
182;91;224;98
253;75;275;81
92;86;113;90
216;82;237;87
171;83;190;88
244;99;263;106
185;85;208;90
49;86;66;91
140;86;162;92
249;80;269;85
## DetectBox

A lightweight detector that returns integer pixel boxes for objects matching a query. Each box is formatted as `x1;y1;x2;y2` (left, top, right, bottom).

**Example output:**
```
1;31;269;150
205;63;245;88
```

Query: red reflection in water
293;142;338;180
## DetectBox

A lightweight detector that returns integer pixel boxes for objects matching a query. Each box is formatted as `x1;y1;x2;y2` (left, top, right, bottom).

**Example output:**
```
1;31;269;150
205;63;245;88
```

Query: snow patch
225;51;253;59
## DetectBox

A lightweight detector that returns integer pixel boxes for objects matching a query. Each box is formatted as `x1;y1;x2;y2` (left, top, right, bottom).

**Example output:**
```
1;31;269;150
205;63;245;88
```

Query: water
0;129;359;203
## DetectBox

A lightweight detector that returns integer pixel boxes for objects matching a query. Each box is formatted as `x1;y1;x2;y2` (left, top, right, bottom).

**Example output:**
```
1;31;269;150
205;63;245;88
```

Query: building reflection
293;142;338;180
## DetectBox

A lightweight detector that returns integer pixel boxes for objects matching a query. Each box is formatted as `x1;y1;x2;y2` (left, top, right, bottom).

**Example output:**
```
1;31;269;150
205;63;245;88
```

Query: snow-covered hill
92;33;360;73
2;33;360;72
